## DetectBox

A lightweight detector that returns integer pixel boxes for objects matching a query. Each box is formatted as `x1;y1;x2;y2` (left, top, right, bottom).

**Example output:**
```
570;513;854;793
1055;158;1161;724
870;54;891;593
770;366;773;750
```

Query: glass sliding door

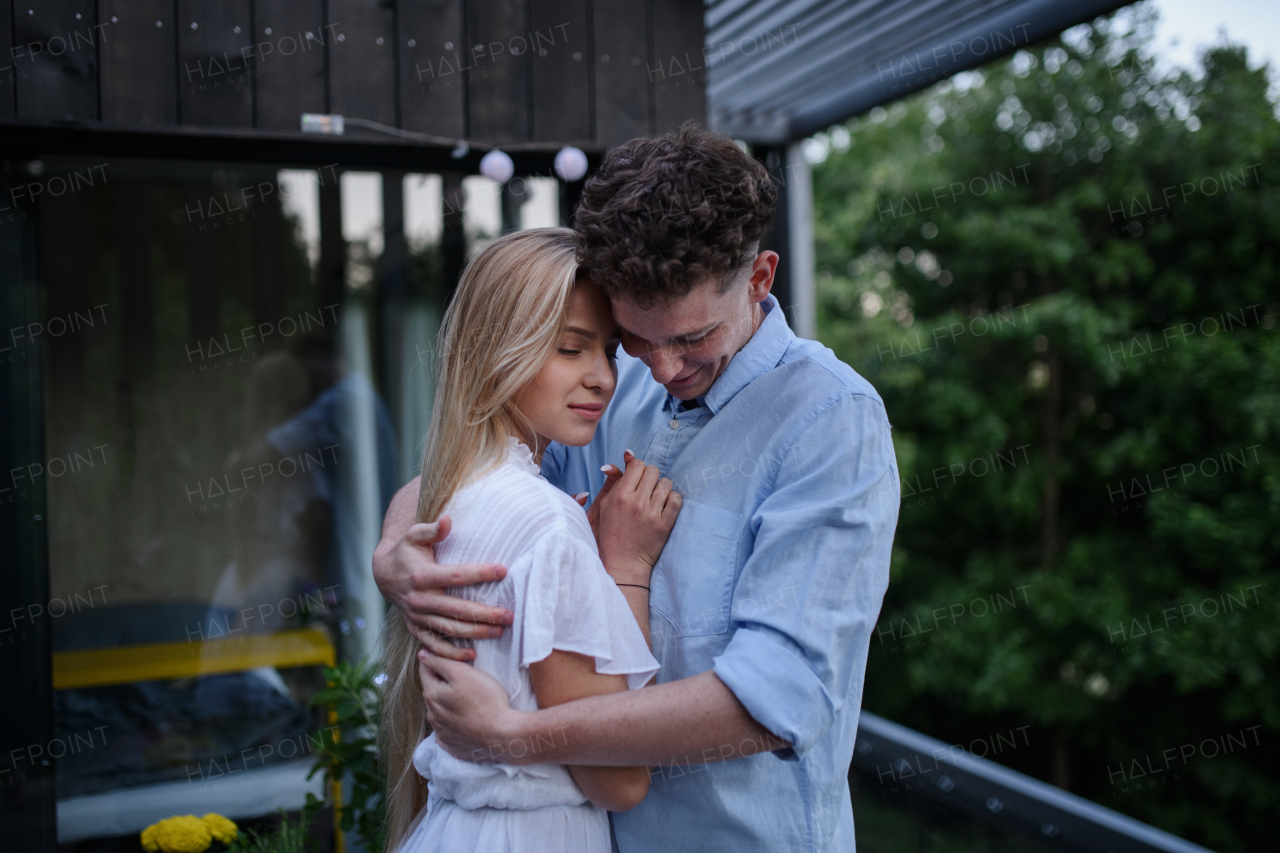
0;155;449;845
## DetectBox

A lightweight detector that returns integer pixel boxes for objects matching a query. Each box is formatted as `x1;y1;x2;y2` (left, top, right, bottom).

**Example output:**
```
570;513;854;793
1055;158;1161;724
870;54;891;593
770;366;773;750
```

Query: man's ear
747;251;780;303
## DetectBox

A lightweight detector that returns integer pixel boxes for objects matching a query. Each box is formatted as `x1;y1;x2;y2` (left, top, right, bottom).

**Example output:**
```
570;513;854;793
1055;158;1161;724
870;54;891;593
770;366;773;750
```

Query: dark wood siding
99;0;177;125
0;0;704;152
328;0;397;127
651;0;705;134
464;0;529;143
176;0;254;127
1;0;16;115
253;0;327;130
15;0;100;120
593;0;652;149
531;0;590;143
398;0;464;138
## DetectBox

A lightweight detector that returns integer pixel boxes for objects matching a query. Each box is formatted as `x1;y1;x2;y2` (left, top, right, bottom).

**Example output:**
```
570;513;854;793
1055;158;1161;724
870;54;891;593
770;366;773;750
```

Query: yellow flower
137;815;212;853
201;813;239;845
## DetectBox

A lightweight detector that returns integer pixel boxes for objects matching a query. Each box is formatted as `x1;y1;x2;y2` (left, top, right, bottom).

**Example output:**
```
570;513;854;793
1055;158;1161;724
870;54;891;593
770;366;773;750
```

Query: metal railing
852;713;1214;853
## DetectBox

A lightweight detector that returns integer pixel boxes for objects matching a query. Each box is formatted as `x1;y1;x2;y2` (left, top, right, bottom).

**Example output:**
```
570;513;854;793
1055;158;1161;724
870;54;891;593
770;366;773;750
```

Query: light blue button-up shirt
542;295;899;852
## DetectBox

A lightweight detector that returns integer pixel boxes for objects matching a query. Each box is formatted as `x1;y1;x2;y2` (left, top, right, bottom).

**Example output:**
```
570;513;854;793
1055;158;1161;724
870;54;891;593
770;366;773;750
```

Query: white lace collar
504;435;543;477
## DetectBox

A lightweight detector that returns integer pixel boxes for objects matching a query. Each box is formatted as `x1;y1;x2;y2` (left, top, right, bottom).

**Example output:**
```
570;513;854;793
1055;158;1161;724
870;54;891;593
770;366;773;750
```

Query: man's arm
421;391;897;765
421;654;786;766
373;477;513;659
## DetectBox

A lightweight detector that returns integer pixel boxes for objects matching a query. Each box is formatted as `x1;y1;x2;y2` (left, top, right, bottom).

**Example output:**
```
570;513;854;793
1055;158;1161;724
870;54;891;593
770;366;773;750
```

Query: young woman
382;228;681;853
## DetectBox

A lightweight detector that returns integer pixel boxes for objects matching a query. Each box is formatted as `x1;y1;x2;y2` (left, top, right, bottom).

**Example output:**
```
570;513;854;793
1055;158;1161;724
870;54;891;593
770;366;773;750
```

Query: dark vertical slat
327;0;396;126
440;173;464;305
0;0;16;115
13;0;100;120
559;178;584;227
318;174;345;311
184;187;223;345
531;0;589;142
379;170;406;417
0;160;57;851
500;182;525;233
592;0;651;149
98;0;177;124
114;180;155;382
176;0;253;127
465;0;528;144
251;177;285;333
650;0;705;133
253;0;327;130
398;0;463;137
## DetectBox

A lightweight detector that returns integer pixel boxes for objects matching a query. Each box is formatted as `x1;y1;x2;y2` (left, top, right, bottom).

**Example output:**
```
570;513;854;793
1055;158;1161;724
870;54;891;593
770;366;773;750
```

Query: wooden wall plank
253;0;327;130
465;0;528;144
592;0;651;149
176;0;253;127
531;0;589;143
398;0;463;138
98;0;177;125
0;0;15;115
14;0;100;120
327;0;397;127
651;0;705;134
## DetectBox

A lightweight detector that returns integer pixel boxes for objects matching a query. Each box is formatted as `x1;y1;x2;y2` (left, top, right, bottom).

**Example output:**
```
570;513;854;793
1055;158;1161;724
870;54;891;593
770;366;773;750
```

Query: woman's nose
585;352;616;392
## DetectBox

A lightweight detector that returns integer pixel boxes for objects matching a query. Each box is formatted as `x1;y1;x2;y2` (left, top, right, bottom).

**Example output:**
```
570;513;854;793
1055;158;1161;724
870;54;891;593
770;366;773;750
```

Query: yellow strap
52;628;336;690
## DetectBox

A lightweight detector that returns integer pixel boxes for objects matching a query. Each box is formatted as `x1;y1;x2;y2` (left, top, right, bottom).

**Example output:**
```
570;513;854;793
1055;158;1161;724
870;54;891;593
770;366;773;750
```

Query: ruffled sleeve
515;524;659;691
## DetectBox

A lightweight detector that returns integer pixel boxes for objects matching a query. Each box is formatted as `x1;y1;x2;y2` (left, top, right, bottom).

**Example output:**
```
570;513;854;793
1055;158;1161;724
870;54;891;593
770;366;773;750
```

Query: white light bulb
554;146;589;182
479;150;514;184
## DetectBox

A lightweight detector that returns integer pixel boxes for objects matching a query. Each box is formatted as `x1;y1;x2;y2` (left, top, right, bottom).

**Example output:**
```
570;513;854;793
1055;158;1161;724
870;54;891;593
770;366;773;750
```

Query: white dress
399;437;660;853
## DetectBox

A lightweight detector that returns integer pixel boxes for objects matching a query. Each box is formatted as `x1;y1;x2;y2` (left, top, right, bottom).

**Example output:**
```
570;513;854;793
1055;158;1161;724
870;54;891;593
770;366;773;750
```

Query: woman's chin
549;423;601;448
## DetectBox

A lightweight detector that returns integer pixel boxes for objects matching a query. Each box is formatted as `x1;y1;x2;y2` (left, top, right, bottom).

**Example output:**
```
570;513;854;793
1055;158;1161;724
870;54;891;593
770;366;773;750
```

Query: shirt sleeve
517;523;659;691
712;392;899;760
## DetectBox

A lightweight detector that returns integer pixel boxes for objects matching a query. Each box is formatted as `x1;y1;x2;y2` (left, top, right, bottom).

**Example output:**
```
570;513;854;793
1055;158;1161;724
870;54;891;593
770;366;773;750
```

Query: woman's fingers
662;489;683;521
638;463;661;499
608;456;646;497
596;465;624;498
652;477;673;509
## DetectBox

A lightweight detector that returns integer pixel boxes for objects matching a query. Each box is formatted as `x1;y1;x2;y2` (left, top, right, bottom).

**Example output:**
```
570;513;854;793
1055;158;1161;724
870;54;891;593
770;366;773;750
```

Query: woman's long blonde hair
380;227;580;850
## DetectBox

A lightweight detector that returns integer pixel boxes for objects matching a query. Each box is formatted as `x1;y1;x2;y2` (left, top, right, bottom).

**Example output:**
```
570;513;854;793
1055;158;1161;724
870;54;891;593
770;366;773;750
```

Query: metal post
785;142;816;339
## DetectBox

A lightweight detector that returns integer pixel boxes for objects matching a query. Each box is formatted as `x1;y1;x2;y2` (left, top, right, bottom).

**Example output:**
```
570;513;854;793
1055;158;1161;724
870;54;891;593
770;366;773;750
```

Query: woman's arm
527;650;649;811
591;453;681;651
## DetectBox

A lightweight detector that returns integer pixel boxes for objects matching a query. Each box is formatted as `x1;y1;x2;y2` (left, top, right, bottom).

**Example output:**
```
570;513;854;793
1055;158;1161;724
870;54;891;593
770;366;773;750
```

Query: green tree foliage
811;8;1279;850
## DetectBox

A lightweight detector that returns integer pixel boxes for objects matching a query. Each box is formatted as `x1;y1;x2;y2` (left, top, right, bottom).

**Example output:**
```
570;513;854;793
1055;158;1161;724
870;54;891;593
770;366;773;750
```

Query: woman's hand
591;451;682;586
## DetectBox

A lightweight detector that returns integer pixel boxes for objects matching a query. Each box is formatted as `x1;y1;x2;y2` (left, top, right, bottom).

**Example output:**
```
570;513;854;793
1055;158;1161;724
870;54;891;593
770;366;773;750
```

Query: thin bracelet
616;582;650;591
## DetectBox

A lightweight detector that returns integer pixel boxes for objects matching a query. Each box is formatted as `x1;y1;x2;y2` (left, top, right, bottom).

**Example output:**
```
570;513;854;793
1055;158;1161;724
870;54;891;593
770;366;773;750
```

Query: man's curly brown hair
573;123;778;308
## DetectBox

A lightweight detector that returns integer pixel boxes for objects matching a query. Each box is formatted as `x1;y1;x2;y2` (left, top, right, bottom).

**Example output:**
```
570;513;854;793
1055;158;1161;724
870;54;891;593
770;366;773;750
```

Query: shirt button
669;419;680;429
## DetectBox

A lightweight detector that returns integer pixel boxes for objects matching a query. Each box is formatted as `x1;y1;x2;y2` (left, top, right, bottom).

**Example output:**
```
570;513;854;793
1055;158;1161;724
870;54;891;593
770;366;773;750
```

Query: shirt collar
664;294;793;416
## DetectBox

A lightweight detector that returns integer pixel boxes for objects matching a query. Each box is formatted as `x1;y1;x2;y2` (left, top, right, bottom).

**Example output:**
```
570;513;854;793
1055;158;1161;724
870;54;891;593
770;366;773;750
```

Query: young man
373;125;899;850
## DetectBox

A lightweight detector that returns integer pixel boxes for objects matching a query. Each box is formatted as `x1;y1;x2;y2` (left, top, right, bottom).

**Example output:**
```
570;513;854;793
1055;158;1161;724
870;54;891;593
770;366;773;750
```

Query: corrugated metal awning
706;0;1133;142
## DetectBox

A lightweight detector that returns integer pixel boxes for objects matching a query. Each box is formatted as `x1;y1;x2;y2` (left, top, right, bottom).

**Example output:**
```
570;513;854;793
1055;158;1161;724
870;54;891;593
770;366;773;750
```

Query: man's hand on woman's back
372;477;514;661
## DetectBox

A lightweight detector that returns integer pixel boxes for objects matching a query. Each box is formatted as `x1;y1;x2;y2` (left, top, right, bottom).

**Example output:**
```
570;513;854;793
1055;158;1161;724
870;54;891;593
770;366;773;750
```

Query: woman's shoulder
450;457;593;557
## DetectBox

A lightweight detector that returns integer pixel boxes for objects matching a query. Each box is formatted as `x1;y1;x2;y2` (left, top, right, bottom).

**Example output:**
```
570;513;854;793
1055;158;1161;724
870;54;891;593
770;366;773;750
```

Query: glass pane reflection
26;156;432;843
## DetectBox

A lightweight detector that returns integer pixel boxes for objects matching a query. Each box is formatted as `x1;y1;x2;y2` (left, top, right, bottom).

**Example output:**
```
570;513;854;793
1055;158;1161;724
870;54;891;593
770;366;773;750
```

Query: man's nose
647;347;684;384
